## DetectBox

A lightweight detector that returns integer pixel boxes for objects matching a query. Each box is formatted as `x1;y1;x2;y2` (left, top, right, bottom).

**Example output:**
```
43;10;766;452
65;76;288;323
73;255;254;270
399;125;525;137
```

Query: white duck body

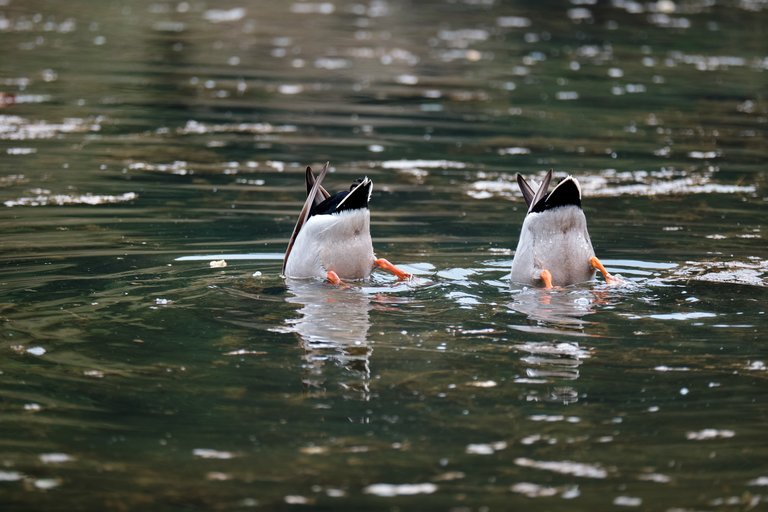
284;208;375;280
510;204;596;286
510;170;601;287
283;165;380;281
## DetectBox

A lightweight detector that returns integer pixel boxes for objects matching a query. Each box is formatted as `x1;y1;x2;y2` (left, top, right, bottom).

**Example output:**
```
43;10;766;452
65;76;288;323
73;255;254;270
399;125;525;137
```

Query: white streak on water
380;159;466;170
498;147;531;155
466;441;507;455
466;380;498;388
467;167;756;200
686;429;735;441
33;478;61;490
515;457;608;478
614;495;643;507
648;312;716;320
193;448;237;459
511;482;580;498
40;453;74;464
638;472;671;483
175;253;284;261
654;365;691;372
363;483;438;497
26;346;46;356
497;16;532;28
290;2;335;14
0;114;102;140
203;8;245;23
528;414;581;423
4;192;138;207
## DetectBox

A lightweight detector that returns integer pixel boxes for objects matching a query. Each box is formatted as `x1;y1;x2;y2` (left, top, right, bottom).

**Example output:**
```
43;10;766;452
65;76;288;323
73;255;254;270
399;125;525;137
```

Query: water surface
1;0;767;510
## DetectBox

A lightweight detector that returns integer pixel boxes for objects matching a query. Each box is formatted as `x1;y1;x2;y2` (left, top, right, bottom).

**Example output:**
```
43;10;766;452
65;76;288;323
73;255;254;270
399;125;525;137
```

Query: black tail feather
529;175;582;213
310;177;372;216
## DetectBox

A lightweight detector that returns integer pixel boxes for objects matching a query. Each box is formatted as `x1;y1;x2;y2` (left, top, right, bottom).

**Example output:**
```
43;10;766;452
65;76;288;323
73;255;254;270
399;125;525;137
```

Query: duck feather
518;169;553;213
282;162;329;274
305;165;331;205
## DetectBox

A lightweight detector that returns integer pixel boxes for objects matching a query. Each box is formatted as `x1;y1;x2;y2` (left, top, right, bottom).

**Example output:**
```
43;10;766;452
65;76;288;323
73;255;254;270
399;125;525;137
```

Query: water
1;0;767;510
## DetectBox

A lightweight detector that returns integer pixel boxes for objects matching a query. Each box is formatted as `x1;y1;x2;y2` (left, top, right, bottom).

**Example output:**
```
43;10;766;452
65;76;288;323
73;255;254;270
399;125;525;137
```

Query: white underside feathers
284;209;375;280
510;205;597;286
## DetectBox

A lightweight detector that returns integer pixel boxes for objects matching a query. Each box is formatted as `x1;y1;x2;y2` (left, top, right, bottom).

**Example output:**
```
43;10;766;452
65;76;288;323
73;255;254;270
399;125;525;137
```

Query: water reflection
514;339;591;404
508;287;601;404
2;0;766;507
284;280;373;400
508;286;598;331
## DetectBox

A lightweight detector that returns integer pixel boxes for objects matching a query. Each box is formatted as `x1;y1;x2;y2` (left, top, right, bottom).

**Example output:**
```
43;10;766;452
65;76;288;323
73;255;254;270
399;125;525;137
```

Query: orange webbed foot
540;269;553;289
589;256;621;285
326;270;342;285
374;258;412;281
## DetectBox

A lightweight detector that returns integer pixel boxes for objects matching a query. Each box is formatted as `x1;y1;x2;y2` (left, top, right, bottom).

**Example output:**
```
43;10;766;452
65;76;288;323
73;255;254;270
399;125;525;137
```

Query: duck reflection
508;286;599;330
284;280;373;400
508;287;604;404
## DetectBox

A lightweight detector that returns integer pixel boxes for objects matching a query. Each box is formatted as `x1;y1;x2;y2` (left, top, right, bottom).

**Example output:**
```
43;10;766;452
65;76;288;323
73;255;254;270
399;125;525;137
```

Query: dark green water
1;0;767;510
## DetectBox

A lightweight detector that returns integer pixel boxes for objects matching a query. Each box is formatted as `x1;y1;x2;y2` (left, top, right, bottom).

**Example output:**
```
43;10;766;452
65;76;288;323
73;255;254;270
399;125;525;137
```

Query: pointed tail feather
516;174;536;207
283;162;330;274
305;165;331;204
517;169;553;213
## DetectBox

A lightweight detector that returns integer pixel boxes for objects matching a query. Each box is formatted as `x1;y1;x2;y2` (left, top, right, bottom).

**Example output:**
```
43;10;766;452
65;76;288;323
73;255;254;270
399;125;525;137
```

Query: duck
282;163;412;284
510;169;618;288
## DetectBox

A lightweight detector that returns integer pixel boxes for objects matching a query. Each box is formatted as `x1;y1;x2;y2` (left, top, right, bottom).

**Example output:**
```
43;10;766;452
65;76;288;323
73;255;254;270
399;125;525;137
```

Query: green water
1;0;767;510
